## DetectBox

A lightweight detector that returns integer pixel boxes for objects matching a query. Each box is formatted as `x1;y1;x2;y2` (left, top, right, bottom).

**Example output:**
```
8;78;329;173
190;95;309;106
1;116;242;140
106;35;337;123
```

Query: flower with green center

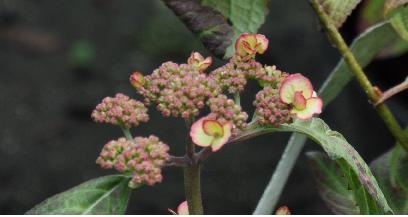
190;115;232;152
279;73;323;120
235;33;268;60
187;52;212;72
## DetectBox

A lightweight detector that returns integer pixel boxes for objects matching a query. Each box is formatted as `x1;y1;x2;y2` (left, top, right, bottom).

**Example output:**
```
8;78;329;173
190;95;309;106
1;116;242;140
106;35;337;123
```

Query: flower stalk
310;0;408;151
183;119;204;215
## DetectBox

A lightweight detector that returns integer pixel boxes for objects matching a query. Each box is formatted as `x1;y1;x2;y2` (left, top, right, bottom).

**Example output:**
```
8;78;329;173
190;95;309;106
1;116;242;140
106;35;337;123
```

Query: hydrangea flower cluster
93;33;323;167
209;62;247;94
207;94;248;133
96;136;170;188
91;93;149;129
132;61;220;119
254;86;292;127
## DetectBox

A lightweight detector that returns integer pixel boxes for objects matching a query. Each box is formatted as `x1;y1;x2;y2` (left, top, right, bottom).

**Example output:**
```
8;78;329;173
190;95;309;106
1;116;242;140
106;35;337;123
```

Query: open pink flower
190;116;232;152
187;52;212;72
168;201;189;215
279;73;323;120
235;33;268;60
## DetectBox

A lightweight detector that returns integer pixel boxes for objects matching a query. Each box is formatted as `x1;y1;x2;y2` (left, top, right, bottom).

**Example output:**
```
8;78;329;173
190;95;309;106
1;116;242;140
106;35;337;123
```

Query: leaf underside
26;175;131;215
371;145;408;214
308;152;383;214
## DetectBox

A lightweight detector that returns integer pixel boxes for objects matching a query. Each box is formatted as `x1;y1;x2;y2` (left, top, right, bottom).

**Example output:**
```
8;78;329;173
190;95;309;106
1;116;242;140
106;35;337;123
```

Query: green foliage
259;118;393;213
201;0;269;58
384;0;408;15
388;5;408;42
315;0;361;28
26;175;132;215
308;152;384;214
318;21;406;105
371;145;408;214
360;0;385;27
162;0;268;58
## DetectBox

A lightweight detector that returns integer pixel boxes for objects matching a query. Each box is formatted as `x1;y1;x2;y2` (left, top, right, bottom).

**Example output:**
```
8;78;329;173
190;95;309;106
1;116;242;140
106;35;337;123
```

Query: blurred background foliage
0;0;407;214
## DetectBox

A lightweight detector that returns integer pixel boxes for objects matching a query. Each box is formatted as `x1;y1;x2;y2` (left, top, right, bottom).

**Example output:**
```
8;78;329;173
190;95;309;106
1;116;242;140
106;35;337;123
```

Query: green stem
183;118;203;214
184;163;203;215
311;0;408;152
253;133;307;214
234;92;241;106
121;126;133;140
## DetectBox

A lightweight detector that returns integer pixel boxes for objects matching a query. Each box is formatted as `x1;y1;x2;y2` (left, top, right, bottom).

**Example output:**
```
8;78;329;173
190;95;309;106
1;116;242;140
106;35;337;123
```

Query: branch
375;77;408;105
165;155;191;167
311;0;408;151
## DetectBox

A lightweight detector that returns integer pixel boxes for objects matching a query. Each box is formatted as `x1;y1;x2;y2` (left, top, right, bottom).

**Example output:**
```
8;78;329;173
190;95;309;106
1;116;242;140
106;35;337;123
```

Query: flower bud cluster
91;93;149;129
207;94;248;133
209;62;247;94
96;136;170;187
136;61;220;119
253;86;292;127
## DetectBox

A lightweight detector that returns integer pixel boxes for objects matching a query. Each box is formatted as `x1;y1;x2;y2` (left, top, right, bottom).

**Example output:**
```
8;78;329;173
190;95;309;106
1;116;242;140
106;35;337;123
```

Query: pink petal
293;91;307;110
190;117;214;148
279;73;313;104
255;34;268;54
177;201;189;215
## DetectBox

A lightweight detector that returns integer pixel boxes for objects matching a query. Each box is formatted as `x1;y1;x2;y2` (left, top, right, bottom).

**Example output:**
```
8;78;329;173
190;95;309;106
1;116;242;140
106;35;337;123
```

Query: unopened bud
130;71;145;89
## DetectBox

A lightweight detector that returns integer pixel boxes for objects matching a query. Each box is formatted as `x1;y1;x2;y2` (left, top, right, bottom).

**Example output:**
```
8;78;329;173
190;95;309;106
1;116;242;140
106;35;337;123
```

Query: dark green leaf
162;0;233;58
307;152;383;214
26;175;132;215
371;145;408;214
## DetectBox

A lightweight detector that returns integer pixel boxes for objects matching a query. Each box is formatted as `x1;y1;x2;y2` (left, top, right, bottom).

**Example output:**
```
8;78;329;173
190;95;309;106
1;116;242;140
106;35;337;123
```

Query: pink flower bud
187;52;212;72
129;71;145;89
235;33;269;60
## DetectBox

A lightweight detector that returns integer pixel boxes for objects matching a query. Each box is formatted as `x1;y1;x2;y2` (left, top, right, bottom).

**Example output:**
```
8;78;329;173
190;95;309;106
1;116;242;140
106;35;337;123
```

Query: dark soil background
0;0;407;214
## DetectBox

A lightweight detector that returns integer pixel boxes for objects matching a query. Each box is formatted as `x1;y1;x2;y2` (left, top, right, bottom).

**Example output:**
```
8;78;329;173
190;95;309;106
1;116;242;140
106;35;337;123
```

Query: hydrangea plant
26;0;408;214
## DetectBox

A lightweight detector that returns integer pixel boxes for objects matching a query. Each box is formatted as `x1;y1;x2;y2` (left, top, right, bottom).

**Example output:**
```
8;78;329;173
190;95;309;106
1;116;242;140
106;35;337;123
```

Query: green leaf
388;5;408;42
358;0;385;31
316;0;362;28
201;0;269;58
371;145;408;214
318;21;407;105
384;0;408;15
253;118;393;213
308;152;383;214
26;175;132;214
